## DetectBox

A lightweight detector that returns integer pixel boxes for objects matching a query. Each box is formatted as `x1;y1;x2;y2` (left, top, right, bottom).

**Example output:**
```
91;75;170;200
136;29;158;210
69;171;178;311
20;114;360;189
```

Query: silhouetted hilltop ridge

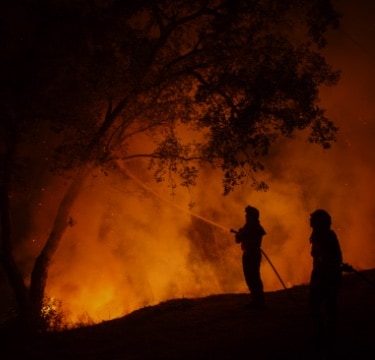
2;268;375;359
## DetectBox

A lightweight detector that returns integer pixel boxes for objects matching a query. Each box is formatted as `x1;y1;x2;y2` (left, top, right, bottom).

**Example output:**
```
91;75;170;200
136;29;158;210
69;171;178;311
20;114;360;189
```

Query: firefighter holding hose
233;205;266;308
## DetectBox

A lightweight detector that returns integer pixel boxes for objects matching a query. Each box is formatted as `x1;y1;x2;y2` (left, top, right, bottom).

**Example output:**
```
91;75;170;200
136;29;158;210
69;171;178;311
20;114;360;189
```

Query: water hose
341;262;375;289
230;229;288;291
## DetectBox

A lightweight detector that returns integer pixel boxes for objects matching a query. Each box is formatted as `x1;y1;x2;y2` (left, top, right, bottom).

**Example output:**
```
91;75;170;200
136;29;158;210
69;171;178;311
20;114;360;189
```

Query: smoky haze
8;0;375;327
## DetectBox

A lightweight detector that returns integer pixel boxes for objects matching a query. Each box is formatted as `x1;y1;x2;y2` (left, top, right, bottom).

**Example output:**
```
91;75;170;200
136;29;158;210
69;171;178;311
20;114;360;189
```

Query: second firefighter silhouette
234;205;266;307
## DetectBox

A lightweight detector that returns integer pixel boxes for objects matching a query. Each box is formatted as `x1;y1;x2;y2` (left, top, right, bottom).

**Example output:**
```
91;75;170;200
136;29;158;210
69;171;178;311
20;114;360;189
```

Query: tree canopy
2;0;340;192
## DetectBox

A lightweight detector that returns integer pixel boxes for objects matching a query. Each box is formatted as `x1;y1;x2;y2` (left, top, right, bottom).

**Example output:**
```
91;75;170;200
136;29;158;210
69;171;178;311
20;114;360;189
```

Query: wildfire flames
19;130;375;328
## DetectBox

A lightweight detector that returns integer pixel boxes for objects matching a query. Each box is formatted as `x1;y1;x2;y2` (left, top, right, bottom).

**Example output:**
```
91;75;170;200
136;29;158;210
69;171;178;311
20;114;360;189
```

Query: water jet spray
119;163;232;232
120;163;292;293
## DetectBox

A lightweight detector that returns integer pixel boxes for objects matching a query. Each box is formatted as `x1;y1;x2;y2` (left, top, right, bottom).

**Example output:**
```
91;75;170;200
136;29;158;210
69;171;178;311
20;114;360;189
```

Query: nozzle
341;263;354;272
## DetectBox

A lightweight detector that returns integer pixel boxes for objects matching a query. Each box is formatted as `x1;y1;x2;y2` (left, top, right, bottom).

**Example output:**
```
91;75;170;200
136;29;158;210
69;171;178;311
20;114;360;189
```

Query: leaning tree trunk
28;164;93;331
28;100;125;331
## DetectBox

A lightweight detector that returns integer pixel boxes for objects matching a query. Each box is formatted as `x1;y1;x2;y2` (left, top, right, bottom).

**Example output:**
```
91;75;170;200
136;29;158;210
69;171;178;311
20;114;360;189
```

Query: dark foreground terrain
1;269;375;360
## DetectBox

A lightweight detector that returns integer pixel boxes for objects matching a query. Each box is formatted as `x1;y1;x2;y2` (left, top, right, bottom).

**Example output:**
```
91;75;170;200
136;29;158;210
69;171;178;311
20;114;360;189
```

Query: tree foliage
0;0;340;331
4;0;340;190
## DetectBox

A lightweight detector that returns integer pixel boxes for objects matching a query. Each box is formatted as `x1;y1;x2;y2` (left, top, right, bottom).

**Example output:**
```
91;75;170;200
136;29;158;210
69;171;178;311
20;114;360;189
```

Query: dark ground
1;269;375;360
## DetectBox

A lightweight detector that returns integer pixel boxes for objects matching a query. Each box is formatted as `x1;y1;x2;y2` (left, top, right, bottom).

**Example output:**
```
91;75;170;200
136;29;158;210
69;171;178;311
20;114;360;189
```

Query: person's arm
235;227;244;243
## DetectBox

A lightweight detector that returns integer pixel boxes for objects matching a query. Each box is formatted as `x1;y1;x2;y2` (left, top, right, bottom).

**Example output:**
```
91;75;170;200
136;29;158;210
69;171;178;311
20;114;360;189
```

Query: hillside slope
2;269;375;360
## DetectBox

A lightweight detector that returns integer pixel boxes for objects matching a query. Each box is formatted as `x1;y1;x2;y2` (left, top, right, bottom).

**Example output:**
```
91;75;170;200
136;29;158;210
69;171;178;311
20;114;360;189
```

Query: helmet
310;209;331;229
245;205;260;219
